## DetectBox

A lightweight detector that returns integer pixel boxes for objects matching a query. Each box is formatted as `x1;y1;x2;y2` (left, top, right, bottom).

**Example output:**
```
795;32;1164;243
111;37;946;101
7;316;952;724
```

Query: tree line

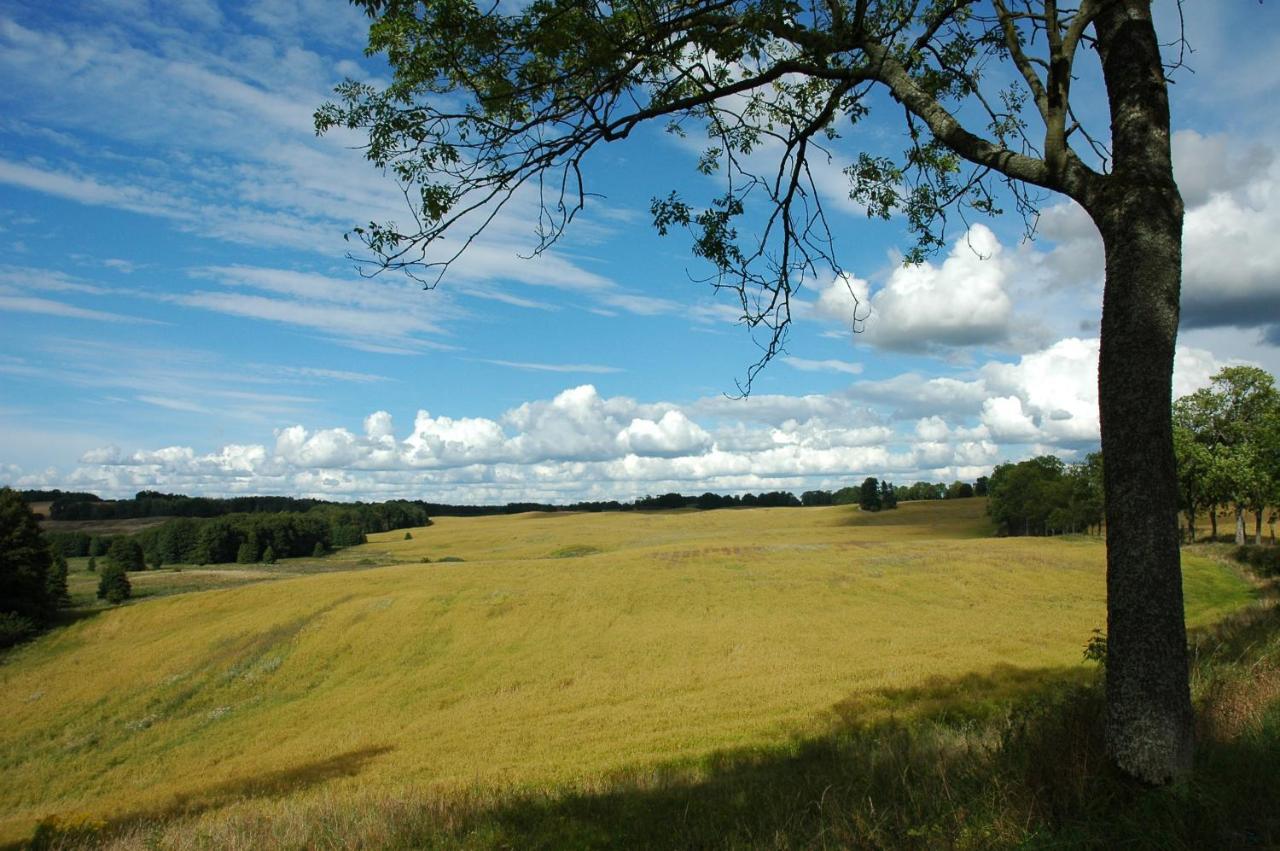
44;500;433;566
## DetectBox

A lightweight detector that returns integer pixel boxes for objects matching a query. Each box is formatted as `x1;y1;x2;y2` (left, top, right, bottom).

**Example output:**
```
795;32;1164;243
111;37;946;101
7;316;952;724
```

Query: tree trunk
1186;507;1196;543
1090;1;1193;785
1235;506;1245;546
1210;507;1218;541
1254;509;1263;546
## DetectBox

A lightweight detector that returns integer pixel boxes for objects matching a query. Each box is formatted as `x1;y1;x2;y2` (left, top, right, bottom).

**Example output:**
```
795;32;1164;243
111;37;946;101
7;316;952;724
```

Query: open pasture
0;500;1256;845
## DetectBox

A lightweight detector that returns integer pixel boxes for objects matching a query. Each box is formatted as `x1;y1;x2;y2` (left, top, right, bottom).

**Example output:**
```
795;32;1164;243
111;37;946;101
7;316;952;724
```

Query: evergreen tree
404;531;413;540
236;540;258;564
0;487;57;636
311;541;326;558
46;550;70;609
261;545;277;565
858;478;882;512
106;537;146;573
87;555;97;572
97;564;131;604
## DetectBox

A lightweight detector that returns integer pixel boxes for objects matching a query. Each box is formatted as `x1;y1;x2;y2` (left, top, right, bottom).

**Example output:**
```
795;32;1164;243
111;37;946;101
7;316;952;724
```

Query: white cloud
812;225;1014;352
783;356;864;375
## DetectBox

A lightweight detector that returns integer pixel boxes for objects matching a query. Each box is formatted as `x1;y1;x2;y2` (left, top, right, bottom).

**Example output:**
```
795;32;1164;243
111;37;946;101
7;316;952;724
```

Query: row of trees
1174;367;1280;545
43;500;432;565
987;455;1105;538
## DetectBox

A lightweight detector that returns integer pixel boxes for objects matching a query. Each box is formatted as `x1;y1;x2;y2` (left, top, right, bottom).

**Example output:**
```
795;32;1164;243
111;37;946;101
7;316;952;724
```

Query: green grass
1;500;1271;848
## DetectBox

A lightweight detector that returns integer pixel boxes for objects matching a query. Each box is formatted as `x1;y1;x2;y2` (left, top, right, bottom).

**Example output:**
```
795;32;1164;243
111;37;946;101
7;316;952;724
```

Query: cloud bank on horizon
1;1;1278;502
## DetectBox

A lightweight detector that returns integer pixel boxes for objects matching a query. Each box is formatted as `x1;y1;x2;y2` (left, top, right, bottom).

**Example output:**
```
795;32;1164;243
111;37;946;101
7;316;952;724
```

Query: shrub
0;612;37;648
312;542;326;557
262;546;276;565
404;531;413;540
1232;544;1280;577
87;556;97;572
97;564;131;604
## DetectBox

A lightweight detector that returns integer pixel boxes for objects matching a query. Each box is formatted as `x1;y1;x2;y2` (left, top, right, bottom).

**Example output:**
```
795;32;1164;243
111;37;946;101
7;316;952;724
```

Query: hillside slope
0;500;1254;843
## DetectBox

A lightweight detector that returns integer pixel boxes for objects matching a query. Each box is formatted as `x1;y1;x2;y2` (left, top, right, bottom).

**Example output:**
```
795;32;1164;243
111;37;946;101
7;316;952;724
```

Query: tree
96;563;131;604
262;546;277;565
323;0;1194;783
0;487;58;644
46;551;70;610
236;539;259;565
106;538;146;574
946;481;974;500
974;476;990;497
879;479;897;509
858;477;882;512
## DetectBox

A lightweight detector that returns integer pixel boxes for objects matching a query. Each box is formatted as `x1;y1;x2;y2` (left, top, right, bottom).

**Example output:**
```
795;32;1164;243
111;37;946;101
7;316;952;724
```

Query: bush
0;612;37;648
87;556;97;572
1232;545;1280;577
97;564;131;604
312;542;326;557
404;531;413;540
262;546;276;565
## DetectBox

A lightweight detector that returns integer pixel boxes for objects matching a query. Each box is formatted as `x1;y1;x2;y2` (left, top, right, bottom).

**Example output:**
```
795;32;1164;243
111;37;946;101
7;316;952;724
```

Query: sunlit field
0;500;1258;847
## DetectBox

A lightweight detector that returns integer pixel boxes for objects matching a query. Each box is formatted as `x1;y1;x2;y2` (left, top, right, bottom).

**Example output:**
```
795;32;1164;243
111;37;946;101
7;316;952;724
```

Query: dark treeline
45;501;431;565
44;490;327;521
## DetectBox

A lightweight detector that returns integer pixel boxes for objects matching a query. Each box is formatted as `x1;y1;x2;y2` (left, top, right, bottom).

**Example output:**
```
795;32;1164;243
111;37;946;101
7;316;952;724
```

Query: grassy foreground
0;500;1271;848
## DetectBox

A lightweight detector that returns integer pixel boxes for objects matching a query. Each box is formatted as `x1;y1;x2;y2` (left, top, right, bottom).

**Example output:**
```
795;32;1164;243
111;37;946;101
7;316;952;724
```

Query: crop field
0;500;1259;846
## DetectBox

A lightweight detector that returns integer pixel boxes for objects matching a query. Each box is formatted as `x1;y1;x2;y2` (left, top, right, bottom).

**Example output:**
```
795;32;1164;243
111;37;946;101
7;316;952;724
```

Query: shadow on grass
20;745;394;851
22;604;1280;850
418;616;1280;851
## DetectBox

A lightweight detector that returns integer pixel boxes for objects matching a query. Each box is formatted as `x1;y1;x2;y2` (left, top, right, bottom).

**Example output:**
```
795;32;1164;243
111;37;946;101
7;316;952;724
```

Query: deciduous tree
323;0;1197;782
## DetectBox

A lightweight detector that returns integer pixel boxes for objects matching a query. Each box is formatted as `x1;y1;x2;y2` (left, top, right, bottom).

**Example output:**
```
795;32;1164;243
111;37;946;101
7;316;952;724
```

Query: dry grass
0;500;1258;847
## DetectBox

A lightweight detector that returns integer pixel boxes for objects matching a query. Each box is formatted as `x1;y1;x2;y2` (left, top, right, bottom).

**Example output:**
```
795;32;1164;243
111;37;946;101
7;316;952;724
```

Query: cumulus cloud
813;225;1015;353
45;333;1240;503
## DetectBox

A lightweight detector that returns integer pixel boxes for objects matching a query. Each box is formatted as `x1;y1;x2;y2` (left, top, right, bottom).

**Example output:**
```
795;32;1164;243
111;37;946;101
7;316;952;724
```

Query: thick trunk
1210;508;1219;541
1090;1;1193;785
1235;506;1245;546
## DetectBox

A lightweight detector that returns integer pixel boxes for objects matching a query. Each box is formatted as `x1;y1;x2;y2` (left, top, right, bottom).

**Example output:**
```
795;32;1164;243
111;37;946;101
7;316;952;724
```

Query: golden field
0;499;1258;846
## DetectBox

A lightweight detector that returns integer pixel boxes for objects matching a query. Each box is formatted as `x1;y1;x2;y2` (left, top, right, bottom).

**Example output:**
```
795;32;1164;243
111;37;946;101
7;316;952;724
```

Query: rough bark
1088;0;1194;785
1254;509;1263;546
1235;506;1246;546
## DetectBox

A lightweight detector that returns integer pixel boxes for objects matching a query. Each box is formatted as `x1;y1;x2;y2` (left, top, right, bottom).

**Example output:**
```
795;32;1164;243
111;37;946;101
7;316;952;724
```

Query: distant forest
22;481;986;523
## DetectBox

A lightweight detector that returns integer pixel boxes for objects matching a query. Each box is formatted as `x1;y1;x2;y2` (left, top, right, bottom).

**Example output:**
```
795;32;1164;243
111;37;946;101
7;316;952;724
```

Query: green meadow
0;500;1271;848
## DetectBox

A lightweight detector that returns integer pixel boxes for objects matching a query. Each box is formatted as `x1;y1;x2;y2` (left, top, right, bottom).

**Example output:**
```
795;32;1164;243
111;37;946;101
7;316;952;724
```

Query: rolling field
0;500;1260;846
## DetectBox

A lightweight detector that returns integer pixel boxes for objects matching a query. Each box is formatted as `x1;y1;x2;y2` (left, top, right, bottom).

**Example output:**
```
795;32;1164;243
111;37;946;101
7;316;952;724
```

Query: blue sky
1;0;1278;503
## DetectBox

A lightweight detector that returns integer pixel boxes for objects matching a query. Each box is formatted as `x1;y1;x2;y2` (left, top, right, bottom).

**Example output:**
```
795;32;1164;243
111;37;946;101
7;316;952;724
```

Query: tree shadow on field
19;744;394;850
426;666;1116;850
416;623;1280;851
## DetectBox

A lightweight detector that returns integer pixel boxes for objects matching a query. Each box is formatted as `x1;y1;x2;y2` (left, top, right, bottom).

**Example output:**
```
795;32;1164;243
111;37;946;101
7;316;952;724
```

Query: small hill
0;500;1256;845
